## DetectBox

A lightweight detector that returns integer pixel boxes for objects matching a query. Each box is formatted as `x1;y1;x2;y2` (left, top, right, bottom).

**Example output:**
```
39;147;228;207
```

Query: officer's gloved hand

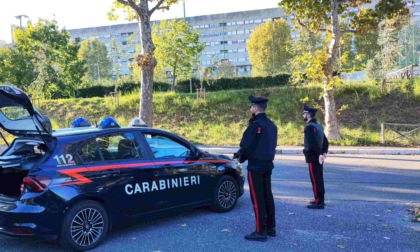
233;152;239;159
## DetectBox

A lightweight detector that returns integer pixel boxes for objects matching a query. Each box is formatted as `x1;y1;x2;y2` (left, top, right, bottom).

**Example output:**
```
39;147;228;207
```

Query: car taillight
22;176;52;192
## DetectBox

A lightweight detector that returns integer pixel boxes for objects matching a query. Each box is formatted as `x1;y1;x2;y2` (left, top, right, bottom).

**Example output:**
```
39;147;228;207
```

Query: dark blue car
0;86;245;251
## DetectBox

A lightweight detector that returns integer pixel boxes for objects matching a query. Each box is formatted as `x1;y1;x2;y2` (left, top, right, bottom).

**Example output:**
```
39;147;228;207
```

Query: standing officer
234;95;278;242
302;105;329;209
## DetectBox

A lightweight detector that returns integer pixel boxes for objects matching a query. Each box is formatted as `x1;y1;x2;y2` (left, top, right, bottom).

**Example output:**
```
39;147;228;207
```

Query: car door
76;131;156;216
141;131;214;210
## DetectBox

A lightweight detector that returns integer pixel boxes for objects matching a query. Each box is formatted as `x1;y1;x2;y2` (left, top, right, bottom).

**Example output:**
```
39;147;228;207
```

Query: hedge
75;74;290;98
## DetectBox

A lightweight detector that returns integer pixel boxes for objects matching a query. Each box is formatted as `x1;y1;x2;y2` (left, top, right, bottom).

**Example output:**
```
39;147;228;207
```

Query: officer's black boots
267;228;277;237
244;231;268;241
307;202;325;209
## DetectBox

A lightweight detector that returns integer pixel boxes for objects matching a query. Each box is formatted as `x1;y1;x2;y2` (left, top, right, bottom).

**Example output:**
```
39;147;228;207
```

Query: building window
122;41;128;45
237;30;244;35
237;21;244;25
220;41;228;45
254;19;262;24
245;20;249;24
238;48;245;53
219;22;227;27
220;50;228;54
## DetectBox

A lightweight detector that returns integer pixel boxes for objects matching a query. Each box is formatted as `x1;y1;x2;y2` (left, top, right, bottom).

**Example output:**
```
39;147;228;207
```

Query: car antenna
0;130;9;147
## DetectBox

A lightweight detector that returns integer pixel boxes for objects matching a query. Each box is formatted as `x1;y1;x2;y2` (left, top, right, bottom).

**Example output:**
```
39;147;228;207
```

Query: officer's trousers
247;169;275;233
308;162;325;204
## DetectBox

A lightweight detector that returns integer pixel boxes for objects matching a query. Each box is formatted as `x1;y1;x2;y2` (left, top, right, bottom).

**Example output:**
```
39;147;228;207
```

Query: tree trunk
323;0;341;140
172;66;177;91
138;2;156;127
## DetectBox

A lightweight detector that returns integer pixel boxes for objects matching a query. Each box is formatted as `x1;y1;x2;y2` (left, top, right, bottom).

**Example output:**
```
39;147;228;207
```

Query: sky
0;0;280;43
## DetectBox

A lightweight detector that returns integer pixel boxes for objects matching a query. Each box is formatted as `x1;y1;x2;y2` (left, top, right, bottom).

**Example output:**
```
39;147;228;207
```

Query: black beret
249;95;269;105
303;105;318;113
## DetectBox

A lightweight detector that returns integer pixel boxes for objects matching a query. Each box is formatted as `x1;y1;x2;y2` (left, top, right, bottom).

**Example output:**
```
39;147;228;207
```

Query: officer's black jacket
303;118;329;163
237;113;278;171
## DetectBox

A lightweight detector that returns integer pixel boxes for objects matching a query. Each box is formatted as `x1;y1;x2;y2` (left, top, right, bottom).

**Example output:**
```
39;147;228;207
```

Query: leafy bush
175;74;290;93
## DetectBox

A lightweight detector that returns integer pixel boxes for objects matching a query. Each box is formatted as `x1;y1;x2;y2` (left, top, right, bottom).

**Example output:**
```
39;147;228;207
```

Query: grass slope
35;80;420;147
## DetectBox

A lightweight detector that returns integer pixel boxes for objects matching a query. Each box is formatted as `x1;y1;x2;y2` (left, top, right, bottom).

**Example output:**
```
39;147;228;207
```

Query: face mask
303;113;308;122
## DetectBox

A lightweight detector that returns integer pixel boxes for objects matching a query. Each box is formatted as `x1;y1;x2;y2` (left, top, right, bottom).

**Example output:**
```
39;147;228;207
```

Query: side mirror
194;149;203;159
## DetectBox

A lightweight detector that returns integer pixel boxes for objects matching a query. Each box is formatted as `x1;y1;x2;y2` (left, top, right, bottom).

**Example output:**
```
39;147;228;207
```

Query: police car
0;86;245;251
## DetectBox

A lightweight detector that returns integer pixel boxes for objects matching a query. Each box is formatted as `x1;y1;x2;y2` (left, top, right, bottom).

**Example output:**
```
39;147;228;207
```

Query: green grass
2;81;418;147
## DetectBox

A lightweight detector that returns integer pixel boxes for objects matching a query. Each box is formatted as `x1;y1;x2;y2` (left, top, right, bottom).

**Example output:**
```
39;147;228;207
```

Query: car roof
52;126;172;138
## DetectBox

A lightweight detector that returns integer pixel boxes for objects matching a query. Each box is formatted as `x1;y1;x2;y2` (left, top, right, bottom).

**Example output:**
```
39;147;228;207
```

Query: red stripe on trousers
248;170;260;233
309;163;318;204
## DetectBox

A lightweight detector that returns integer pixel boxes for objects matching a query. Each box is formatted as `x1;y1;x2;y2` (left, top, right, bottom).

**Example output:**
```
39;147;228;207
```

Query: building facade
67;8;289;78
67;3;420;79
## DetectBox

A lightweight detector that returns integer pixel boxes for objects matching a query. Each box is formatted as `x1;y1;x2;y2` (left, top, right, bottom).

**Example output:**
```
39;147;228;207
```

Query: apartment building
67;3;420;79
67;8;289;78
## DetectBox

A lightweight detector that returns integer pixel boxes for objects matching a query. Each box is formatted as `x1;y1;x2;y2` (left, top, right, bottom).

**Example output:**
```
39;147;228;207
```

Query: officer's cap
249;95;269;108
303;105;317;115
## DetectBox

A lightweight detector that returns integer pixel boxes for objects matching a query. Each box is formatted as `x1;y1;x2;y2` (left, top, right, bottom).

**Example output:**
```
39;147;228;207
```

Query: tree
0;19;85;98
78;38;112;82
108;0;181;127
290;30;325;84
376;14;409;91
152;19;204;91
279;0;409;140
247;19;293;77
217;60;236;78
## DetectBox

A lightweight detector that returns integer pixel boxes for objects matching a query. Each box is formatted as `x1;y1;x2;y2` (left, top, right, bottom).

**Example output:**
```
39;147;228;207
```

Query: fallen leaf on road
384;237;391;240
221;229;230;232
132;237;136;240
288;212;296;215
375;215;381;217
181;223;187;227
325;215;332;218
337;245;345;249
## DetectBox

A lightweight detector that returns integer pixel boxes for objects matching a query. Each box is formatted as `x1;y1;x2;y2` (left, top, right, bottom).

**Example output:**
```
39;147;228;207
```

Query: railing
385;65;413;81
30;97;41;108
381;123;420;146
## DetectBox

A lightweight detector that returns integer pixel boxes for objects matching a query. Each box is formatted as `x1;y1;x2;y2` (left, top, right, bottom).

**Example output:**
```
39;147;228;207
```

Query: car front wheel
211;175;239;213
60;200;109;251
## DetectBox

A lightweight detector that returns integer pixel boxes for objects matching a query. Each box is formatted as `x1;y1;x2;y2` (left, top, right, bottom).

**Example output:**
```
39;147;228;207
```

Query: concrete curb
1;145;419;156
198;146;420;155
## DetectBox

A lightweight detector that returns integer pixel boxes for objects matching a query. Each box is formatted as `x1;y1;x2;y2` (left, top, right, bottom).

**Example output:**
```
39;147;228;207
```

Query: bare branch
149;0;166;15
117;0;141;13
297;18;315;35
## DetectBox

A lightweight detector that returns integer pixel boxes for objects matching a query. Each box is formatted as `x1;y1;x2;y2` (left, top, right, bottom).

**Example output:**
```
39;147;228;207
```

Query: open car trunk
0;86;52;199
0;139;48;198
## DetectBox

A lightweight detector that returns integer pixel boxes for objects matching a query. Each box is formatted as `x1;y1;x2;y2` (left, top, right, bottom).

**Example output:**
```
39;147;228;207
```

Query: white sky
0;0;279;43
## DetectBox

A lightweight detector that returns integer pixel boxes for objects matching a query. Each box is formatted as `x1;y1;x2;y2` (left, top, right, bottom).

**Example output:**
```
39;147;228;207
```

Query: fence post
381;123;386;145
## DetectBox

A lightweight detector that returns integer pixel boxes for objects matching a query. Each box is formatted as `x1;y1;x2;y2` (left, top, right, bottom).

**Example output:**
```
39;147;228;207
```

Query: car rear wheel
60;200;109;251
211;175;239;213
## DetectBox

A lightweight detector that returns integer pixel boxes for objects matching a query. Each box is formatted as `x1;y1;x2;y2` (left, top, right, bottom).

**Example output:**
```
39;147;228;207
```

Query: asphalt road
1;154;419;252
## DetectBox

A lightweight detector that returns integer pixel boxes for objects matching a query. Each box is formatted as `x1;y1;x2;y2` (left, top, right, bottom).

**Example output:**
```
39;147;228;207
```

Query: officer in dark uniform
302;105;329;209
234;95;278;242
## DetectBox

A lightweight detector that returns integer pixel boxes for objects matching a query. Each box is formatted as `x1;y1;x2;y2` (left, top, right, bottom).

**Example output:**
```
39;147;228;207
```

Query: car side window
143;133;191;158
77;139;101;163
97;132;142;160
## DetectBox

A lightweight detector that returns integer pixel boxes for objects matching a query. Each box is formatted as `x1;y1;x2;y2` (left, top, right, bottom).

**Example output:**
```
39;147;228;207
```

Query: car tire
60;200;109;251
210;175;239;213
